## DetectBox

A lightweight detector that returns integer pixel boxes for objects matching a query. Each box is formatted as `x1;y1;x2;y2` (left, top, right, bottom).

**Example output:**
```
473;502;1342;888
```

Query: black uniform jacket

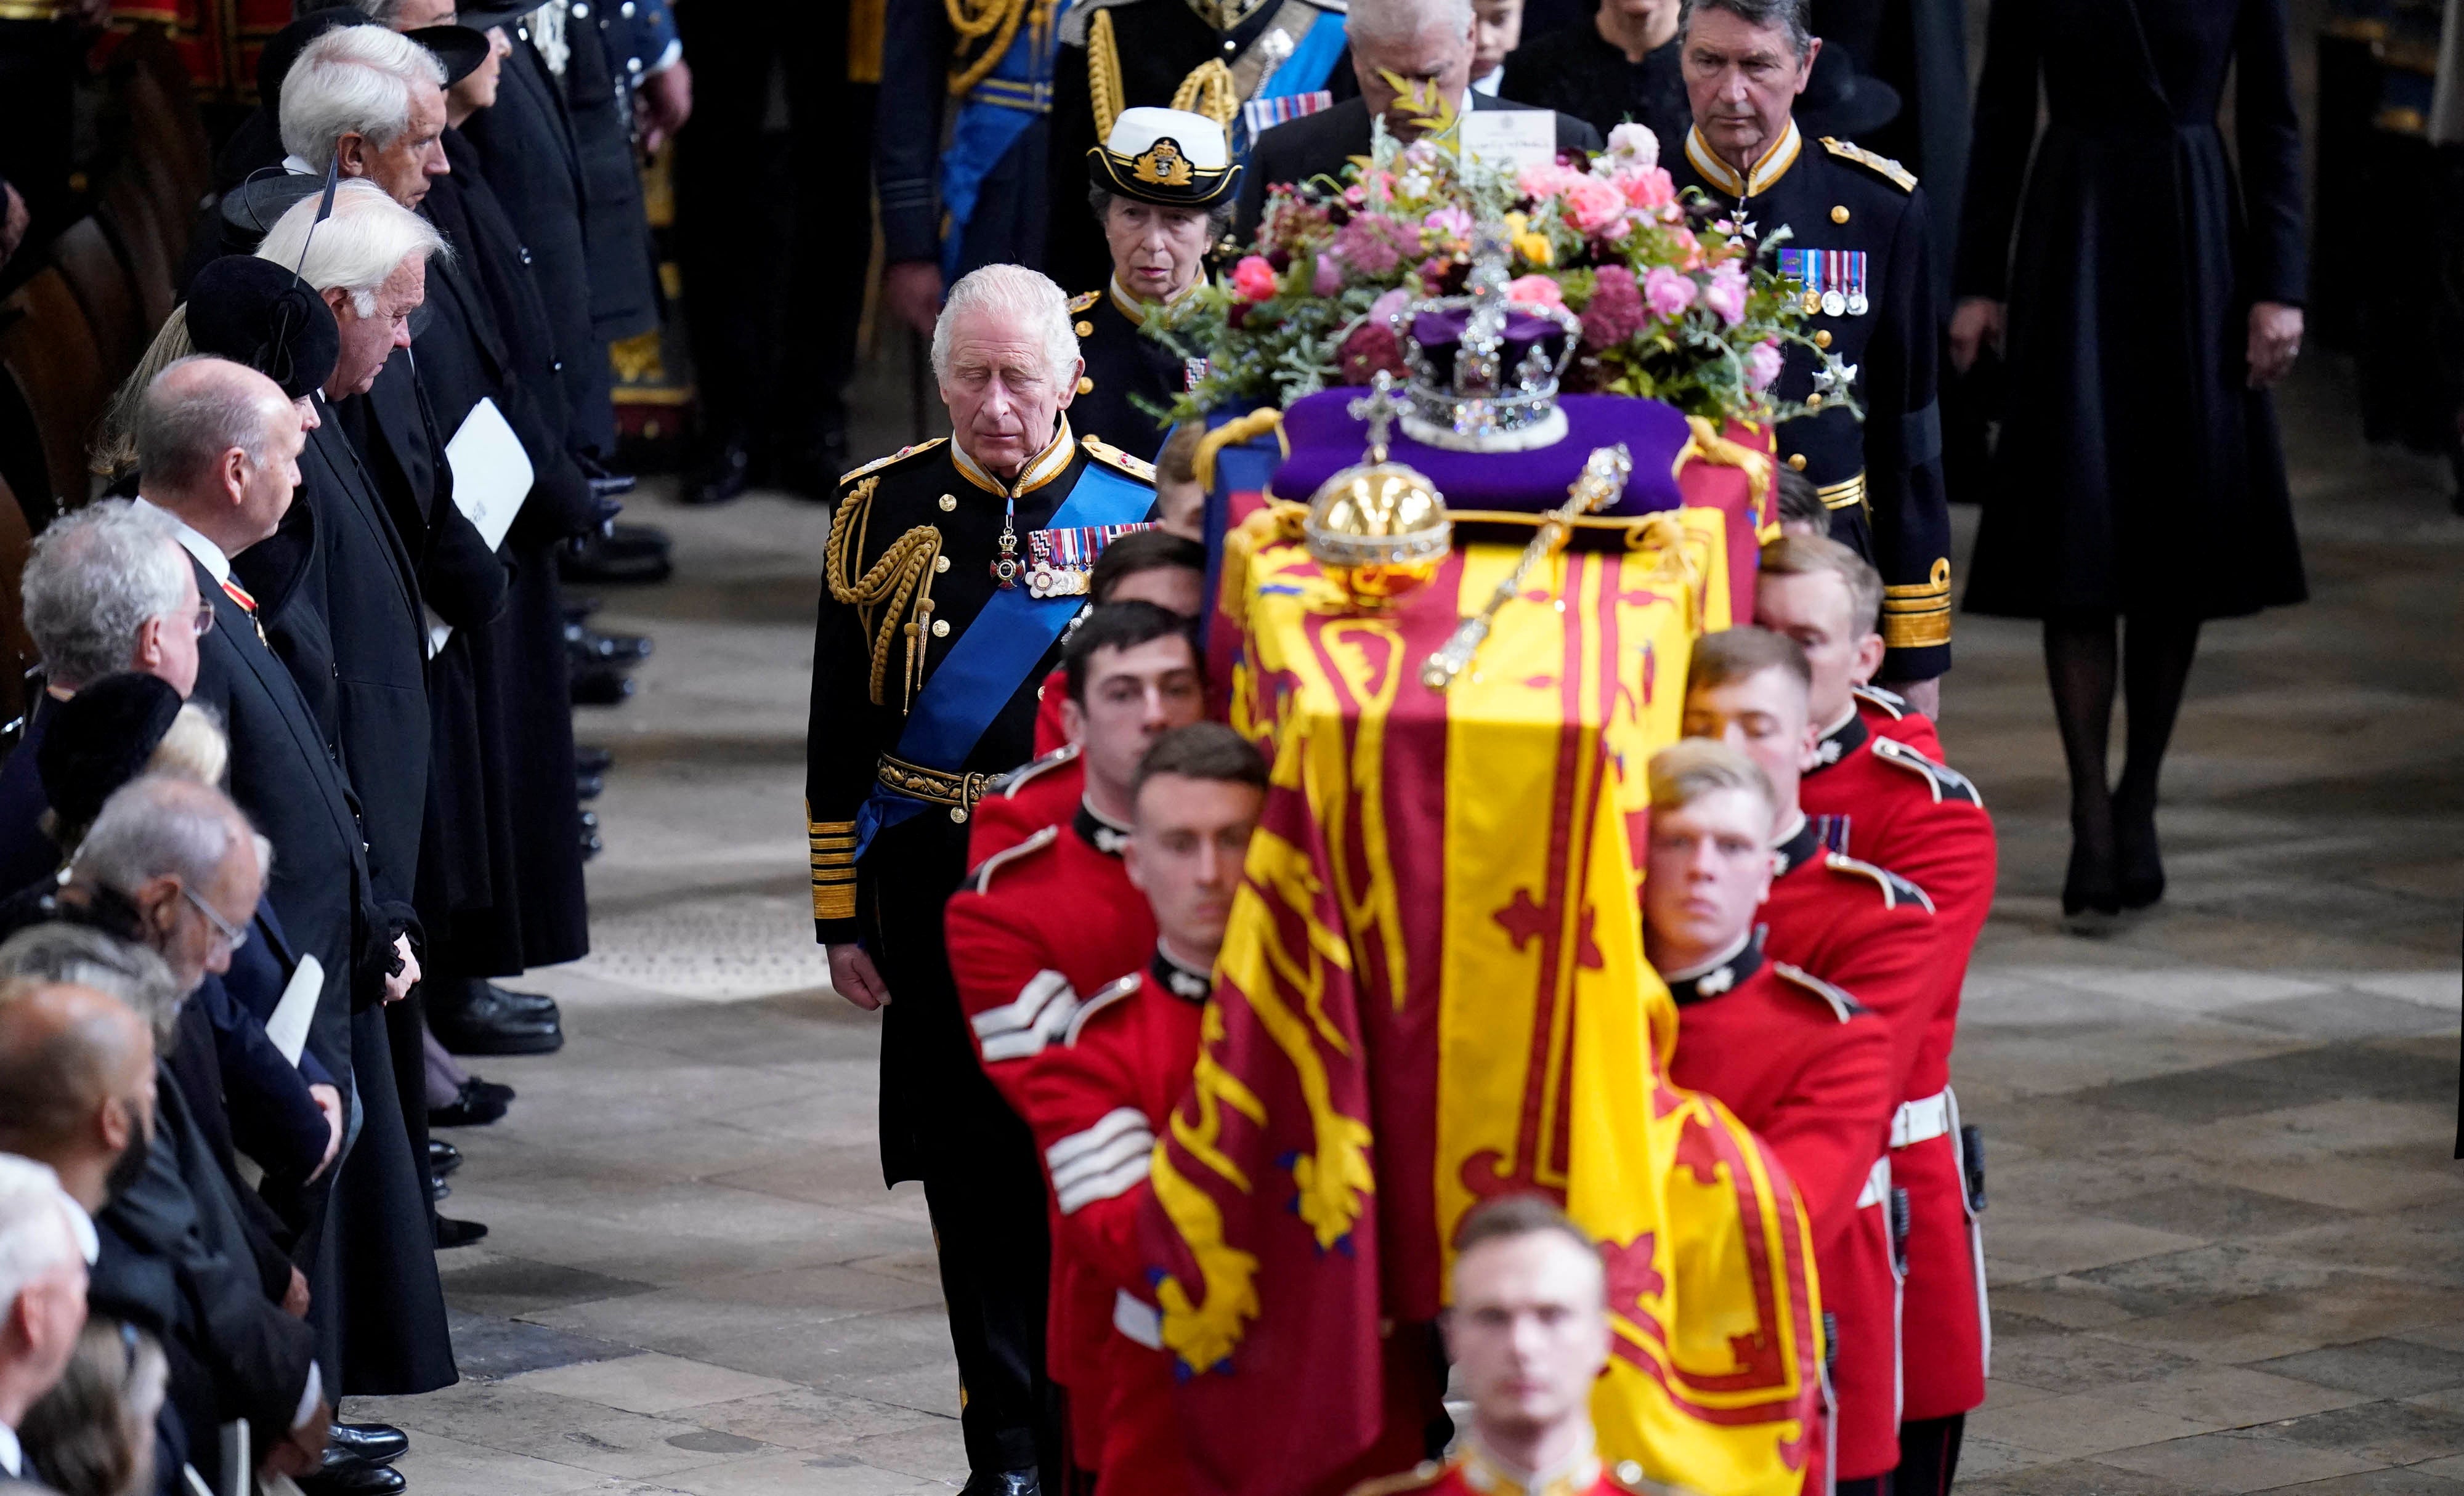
1068;281;1193;459
1236;95;1605;240
1670;120;1953;680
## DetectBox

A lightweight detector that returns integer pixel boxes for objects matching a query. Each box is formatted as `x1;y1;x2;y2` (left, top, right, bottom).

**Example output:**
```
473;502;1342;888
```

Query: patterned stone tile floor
350;344;2464;1493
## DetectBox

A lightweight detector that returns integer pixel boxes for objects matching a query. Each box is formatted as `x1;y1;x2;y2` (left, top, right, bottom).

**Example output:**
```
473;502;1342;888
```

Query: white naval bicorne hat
1086;106;1242;211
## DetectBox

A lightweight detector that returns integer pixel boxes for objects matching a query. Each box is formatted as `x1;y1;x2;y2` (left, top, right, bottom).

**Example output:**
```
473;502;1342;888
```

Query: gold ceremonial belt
877;754;994;824
1818;471;1868;512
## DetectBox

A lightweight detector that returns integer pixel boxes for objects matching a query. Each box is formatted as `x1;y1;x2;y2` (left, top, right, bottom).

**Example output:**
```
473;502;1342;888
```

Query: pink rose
1605;122;1660;170
1612;164;1676;211
1505;274;1565;309
1704;262;1749;325
1745;340;1785;391
1232;255;1280;302
1312;248;1347;297
1514;161;1583;201
1560;174;1629;235
1642;265;1697;318
1423;204;1473;242
1369;286;1414;329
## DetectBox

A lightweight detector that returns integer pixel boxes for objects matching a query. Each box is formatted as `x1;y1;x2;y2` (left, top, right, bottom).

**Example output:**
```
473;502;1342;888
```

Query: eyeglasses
180;884;249;954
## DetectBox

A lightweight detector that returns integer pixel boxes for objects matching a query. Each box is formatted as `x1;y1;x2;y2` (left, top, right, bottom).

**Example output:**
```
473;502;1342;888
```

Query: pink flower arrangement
1311;249;1347;297
1505;274;1565;309
1611;165;1676;212
1580;265;1643;350
1703;262;1749;326
1337;318;1409;384
1423;204;1473;242
1333;214;1406;277
1604;122;1660;170
1231;255;1279;302
1642;265;1697;318
1745;340;1785;391
1515;161;1587;201
1558;174;1630;237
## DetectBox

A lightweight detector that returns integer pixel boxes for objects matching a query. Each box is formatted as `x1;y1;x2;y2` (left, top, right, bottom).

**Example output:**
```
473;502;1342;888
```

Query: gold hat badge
1132;137;1194;187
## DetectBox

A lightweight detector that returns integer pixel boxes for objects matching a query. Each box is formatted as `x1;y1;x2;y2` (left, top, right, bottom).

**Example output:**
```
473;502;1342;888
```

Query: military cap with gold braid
1086;105;1242;211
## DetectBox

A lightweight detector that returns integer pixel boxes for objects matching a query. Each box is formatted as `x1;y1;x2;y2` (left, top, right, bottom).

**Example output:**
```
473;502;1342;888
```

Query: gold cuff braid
1881;557;1953;649
810;804;858;921
824;477;942;713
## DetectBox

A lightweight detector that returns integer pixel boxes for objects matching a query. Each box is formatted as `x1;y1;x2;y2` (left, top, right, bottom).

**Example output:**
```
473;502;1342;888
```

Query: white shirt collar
1470;65;1504;96
282;153;317;176
0;1421;21;1479
135;497;231;585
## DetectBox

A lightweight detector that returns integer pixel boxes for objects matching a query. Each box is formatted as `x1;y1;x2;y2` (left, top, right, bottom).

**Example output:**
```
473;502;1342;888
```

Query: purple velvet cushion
1270;390;1693;516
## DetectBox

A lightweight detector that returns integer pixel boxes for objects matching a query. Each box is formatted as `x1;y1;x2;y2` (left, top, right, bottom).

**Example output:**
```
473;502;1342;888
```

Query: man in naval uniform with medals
1668;0;1953;714
804;264;1157;1496
1069;106;1242;457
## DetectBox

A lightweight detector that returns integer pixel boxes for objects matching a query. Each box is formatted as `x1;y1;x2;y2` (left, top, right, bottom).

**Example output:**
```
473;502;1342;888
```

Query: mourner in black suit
126;356;453;1404
1666;0;1951;698
806;266;1158;1492
1951;0;2306;923
1497;0;1690;149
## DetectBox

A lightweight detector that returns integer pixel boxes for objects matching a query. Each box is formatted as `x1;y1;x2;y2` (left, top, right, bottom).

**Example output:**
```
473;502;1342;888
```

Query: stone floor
351;340;2464;1494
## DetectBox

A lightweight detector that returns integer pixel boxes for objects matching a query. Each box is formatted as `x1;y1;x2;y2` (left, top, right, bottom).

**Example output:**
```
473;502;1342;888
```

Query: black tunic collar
1153;942;1213;1001
1771;812;1822;878
1809;706;1869;775
1075;797;1133;857
1664;928;1764;1006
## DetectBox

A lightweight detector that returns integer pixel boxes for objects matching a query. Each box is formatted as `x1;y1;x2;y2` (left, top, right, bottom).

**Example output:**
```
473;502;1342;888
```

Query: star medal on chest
991;496;1023;589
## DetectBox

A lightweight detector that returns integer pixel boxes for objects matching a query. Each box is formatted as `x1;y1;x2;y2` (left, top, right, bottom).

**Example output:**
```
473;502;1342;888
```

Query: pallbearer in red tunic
944;602;1207;1474
1642;741;1900;1495
1348;1198;1678;1496
1754;536;1998;1486
1017;724;1269;1494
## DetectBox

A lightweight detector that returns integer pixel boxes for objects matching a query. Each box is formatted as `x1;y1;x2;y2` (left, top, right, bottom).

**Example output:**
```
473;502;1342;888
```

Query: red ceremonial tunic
1020;947;1214;1495
967;741;1087;865
1761;815;1942;1102
1345;1442;1671;1496
1666;937;1900;1482
1799;708;1996;1421
942;803;1156;1457
1853;683;1942;759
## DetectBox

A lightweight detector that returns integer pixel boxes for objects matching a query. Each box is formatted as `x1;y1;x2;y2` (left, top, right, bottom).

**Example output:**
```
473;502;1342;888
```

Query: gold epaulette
1820;136;1918;192
1872;735;1985;809
1068;289;1103;313
808;803;857;921
841;437;948;488
1773;960;1865;1022
1822;852;1936;915
1080;435;1158;484
1342;1461;1448;1496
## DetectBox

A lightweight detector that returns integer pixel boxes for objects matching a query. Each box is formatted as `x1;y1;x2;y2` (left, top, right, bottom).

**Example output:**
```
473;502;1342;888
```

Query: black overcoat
1068;283;1188;460
1954;0;2306;620
1236;95;1603;240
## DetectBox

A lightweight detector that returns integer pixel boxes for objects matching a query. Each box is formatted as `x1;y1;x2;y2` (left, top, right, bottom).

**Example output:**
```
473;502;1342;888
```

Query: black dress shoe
681;437;752;506
431;982;564;1056
474;983;559;1021
329;1424;408;1466
435;1215;488;1248
576;770;605;801
431;1176;450;1203
300;1448;407;1496
429;1078;509;1128
957;1473;1039;1496
468;1076;516;1106
2114;794;2165;910
428;1137;462;1178
575;744;614;776
570;663;636;706
580;829;603;862
2061;815;2122;932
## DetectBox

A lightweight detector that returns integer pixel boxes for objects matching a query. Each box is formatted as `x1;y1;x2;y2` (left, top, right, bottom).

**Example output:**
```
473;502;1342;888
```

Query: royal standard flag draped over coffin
1139;504;1824;1496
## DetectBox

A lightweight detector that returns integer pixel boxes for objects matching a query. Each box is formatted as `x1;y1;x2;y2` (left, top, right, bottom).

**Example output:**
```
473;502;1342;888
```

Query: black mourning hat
39;674;187;834
455;5;539;31
185;254;341;402
1794;45;1902;141
1085;107;1242;212
404;23;492;87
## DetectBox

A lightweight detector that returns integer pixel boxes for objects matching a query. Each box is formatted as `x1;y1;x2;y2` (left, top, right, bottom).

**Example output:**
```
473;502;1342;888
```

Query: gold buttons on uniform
1807;392;1824;409
938;493;957;511
1075;320;1093;336
1076;376;1094;394
933;555;950;573
1788;454;1807;471
931;618;951;637
950;807;969;823
1831;204;1850;224
1814;330;1833;348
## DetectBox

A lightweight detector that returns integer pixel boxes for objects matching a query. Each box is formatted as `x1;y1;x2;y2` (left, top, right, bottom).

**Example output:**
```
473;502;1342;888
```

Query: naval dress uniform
943;798;1159;1476
1664;932;1900;1493
1797;707;1997;1466
1048;0;1351;286
806;419;1156;1479
1669;119;1954;684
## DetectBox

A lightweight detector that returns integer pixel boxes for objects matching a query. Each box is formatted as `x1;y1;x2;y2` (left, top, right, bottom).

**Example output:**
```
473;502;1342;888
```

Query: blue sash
939;7;1063;281
854;459;1157;857
1260;9;1347;103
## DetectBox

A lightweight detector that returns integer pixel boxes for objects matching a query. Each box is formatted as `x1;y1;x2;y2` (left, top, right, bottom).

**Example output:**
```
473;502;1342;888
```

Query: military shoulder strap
1871;735;1984;809
1853;682;1909;719
966;823;1058;893
993;742;1080;798
1067;289;1103;313
1062;974;1144;1046
1823;852;1935;914
840;436;947;488
1820;135;1918;192
1080;434;1159;483
1773;960;1866;1022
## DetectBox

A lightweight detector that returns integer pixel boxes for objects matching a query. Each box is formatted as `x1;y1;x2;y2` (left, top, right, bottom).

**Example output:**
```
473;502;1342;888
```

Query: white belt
1892;1089;1952;1149
1855;1155;1892;1209
1114;1288;1162;1350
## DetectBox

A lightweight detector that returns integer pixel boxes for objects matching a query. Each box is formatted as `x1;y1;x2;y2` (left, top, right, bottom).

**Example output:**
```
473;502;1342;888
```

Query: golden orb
1302;459;1452;609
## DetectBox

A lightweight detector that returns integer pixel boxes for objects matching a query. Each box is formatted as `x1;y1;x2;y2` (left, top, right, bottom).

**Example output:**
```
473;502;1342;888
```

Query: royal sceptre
1420;443;1633;690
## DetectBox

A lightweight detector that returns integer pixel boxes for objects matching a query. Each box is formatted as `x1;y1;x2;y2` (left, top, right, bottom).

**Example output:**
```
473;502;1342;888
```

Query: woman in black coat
1951;0;2307;922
